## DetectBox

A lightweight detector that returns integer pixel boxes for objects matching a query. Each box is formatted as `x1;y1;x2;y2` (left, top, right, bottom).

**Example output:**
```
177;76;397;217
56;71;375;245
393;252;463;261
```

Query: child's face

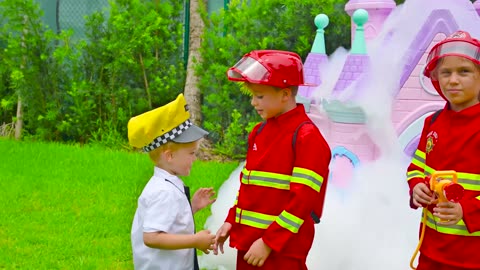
167;140;200;176
245;83;291;120
435;56;480;111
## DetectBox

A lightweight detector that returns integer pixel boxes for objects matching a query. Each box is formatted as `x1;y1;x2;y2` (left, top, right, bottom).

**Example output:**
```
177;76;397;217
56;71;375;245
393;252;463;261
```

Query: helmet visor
427;40;480;67
227;56;271;83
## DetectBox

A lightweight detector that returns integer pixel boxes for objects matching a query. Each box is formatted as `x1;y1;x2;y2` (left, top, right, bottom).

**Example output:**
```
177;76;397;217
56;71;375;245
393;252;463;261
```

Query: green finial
351;9;369;54
311;14;329;54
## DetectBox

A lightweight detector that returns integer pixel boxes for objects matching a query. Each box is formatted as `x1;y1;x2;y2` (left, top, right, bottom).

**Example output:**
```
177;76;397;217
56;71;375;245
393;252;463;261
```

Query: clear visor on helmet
427;40;480;65
227;56;271;82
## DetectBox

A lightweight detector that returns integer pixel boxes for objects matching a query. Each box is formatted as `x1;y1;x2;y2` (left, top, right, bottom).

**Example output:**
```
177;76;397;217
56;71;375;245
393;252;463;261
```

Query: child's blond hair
148;140;199;164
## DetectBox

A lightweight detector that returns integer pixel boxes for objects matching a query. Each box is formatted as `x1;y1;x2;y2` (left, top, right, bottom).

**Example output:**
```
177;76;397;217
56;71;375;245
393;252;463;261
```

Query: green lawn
0;139;238;269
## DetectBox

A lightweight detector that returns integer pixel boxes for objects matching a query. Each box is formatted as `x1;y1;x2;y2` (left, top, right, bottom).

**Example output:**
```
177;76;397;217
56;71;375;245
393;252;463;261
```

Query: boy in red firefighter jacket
407;30;480;269
213;50;331;269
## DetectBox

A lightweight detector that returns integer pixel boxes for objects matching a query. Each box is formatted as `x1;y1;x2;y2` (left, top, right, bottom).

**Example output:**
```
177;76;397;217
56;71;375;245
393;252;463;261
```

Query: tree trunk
183;0;205;126
16;14;28;140
15;98;23;140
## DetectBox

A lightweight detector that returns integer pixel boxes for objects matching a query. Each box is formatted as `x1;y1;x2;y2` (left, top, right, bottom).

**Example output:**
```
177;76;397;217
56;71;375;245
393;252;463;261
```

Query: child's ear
162;149;174;162
282;87;292;99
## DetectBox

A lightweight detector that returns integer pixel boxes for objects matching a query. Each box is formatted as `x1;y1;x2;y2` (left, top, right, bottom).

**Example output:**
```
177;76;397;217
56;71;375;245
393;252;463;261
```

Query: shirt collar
153;166;185;191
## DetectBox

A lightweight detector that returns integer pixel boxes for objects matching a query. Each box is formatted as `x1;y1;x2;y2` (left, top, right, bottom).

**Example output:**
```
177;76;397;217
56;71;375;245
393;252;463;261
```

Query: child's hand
194;230;215;254
412;182;435;208
192;187;216;214
244;238;272;267
213;222;232;255
434;201;463;225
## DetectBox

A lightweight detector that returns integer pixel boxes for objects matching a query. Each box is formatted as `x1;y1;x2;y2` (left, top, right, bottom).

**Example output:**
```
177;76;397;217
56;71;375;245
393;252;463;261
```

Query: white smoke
199;0;479;269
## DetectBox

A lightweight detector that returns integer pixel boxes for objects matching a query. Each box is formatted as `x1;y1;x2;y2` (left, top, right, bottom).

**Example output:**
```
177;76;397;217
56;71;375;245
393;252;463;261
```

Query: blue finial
311;14;329;54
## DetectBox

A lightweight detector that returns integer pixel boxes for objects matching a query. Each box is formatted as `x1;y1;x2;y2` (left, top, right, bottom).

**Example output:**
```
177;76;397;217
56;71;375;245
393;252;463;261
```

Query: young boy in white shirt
128;94;216;270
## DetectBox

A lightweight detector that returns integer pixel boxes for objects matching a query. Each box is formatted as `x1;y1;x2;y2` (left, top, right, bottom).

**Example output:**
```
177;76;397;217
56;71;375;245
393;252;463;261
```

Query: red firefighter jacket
407;103;480;268
225;104;331;259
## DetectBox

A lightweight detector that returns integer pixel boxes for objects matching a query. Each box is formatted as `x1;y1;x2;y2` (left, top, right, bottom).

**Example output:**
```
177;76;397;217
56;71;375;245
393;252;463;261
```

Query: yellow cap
127;94;208;152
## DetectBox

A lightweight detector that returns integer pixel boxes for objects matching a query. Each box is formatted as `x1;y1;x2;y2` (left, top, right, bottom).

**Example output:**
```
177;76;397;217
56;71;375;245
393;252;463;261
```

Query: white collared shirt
131;167;194;270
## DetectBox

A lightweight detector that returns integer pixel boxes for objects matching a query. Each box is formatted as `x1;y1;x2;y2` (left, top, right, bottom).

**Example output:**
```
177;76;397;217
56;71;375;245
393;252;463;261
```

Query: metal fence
37;0;109;39
35;0;230;63
208;0;229;13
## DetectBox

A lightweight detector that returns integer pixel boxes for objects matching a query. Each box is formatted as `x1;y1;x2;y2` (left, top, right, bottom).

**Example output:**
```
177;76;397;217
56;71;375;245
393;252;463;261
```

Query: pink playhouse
297;0;480;184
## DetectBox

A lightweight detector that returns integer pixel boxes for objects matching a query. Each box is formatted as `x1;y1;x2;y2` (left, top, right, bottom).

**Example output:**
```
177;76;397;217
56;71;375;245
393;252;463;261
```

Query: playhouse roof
329;0;480;101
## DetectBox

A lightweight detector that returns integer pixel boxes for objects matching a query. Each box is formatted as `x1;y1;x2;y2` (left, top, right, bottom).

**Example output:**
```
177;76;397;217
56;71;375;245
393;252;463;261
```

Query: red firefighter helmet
423;30;480;97
227;50;312;88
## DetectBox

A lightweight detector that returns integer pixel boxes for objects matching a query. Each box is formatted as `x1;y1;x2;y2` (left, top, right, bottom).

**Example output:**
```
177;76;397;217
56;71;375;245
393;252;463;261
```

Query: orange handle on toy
411;170;463;269
429;170;463;204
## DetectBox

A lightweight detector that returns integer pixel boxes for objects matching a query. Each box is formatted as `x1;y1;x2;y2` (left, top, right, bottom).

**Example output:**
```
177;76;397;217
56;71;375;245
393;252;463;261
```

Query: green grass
0;139;239;269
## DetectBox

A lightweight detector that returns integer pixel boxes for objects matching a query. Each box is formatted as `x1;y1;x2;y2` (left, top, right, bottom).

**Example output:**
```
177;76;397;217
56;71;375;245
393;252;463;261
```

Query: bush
0;0;186;148
197;0;350;157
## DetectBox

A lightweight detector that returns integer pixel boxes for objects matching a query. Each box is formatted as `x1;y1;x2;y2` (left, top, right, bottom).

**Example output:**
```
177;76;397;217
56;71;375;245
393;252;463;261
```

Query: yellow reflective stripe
407;170;424;181
235;208;276;229
415;149;426;159
424;210;480;236
412;158;425;169
424;166;435;174
476;195;480;200
241;168;290;190
276;210;304;233
424;171;480;192
408;148;480;191
411;150;426;167
291;167;323;192
456;172;480;191
234;191;239;205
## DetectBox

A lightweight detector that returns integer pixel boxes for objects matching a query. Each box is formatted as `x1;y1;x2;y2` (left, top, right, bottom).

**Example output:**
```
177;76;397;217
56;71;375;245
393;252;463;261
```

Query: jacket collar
444;102;480;119
266;104;306;124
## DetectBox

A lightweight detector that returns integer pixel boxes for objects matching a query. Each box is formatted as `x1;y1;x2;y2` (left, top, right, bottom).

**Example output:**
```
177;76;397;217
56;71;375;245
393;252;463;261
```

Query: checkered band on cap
142;119;193;152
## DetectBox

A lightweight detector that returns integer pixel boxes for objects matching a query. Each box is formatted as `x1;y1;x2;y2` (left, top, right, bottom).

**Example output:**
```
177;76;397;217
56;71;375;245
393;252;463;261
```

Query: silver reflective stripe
238;214;272;226
292;171;322;187
235;208;277;229
242;174;290;185
278;215;300;230
424;171;480;191
241;168;291;190
424;211;480;236
413;152;426;164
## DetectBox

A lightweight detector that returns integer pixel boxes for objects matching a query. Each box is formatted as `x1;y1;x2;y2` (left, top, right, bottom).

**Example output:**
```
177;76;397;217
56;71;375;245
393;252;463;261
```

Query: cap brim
172;124;209;143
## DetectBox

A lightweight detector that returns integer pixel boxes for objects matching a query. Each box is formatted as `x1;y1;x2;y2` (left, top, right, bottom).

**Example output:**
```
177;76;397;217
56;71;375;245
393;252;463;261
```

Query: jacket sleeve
225;123;263;225
460;197;480;233
262;124;331;252
406;116;432;209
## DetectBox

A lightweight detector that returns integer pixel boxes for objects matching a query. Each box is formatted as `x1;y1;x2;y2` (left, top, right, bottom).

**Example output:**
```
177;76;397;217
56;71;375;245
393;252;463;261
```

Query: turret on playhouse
298;0;480;184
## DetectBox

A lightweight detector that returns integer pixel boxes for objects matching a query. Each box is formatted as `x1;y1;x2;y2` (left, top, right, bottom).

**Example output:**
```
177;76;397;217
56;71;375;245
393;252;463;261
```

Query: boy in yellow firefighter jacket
407;31;480;269
214;50;332;269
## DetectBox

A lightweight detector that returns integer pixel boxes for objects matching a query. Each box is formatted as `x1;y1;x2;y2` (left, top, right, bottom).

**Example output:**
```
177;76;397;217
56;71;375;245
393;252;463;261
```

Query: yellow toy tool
409;170;464;270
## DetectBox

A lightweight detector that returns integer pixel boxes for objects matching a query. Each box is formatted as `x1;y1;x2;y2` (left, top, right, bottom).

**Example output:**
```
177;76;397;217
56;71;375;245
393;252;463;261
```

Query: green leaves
0;0;187;147
197;0;350;158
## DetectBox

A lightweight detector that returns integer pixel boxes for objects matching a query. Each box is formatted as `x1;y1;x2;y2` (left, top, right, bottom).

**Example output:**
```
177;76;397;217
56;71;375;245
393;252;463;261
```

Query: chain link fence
37;0;108;39
36;0;192;62
34;0;230;64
